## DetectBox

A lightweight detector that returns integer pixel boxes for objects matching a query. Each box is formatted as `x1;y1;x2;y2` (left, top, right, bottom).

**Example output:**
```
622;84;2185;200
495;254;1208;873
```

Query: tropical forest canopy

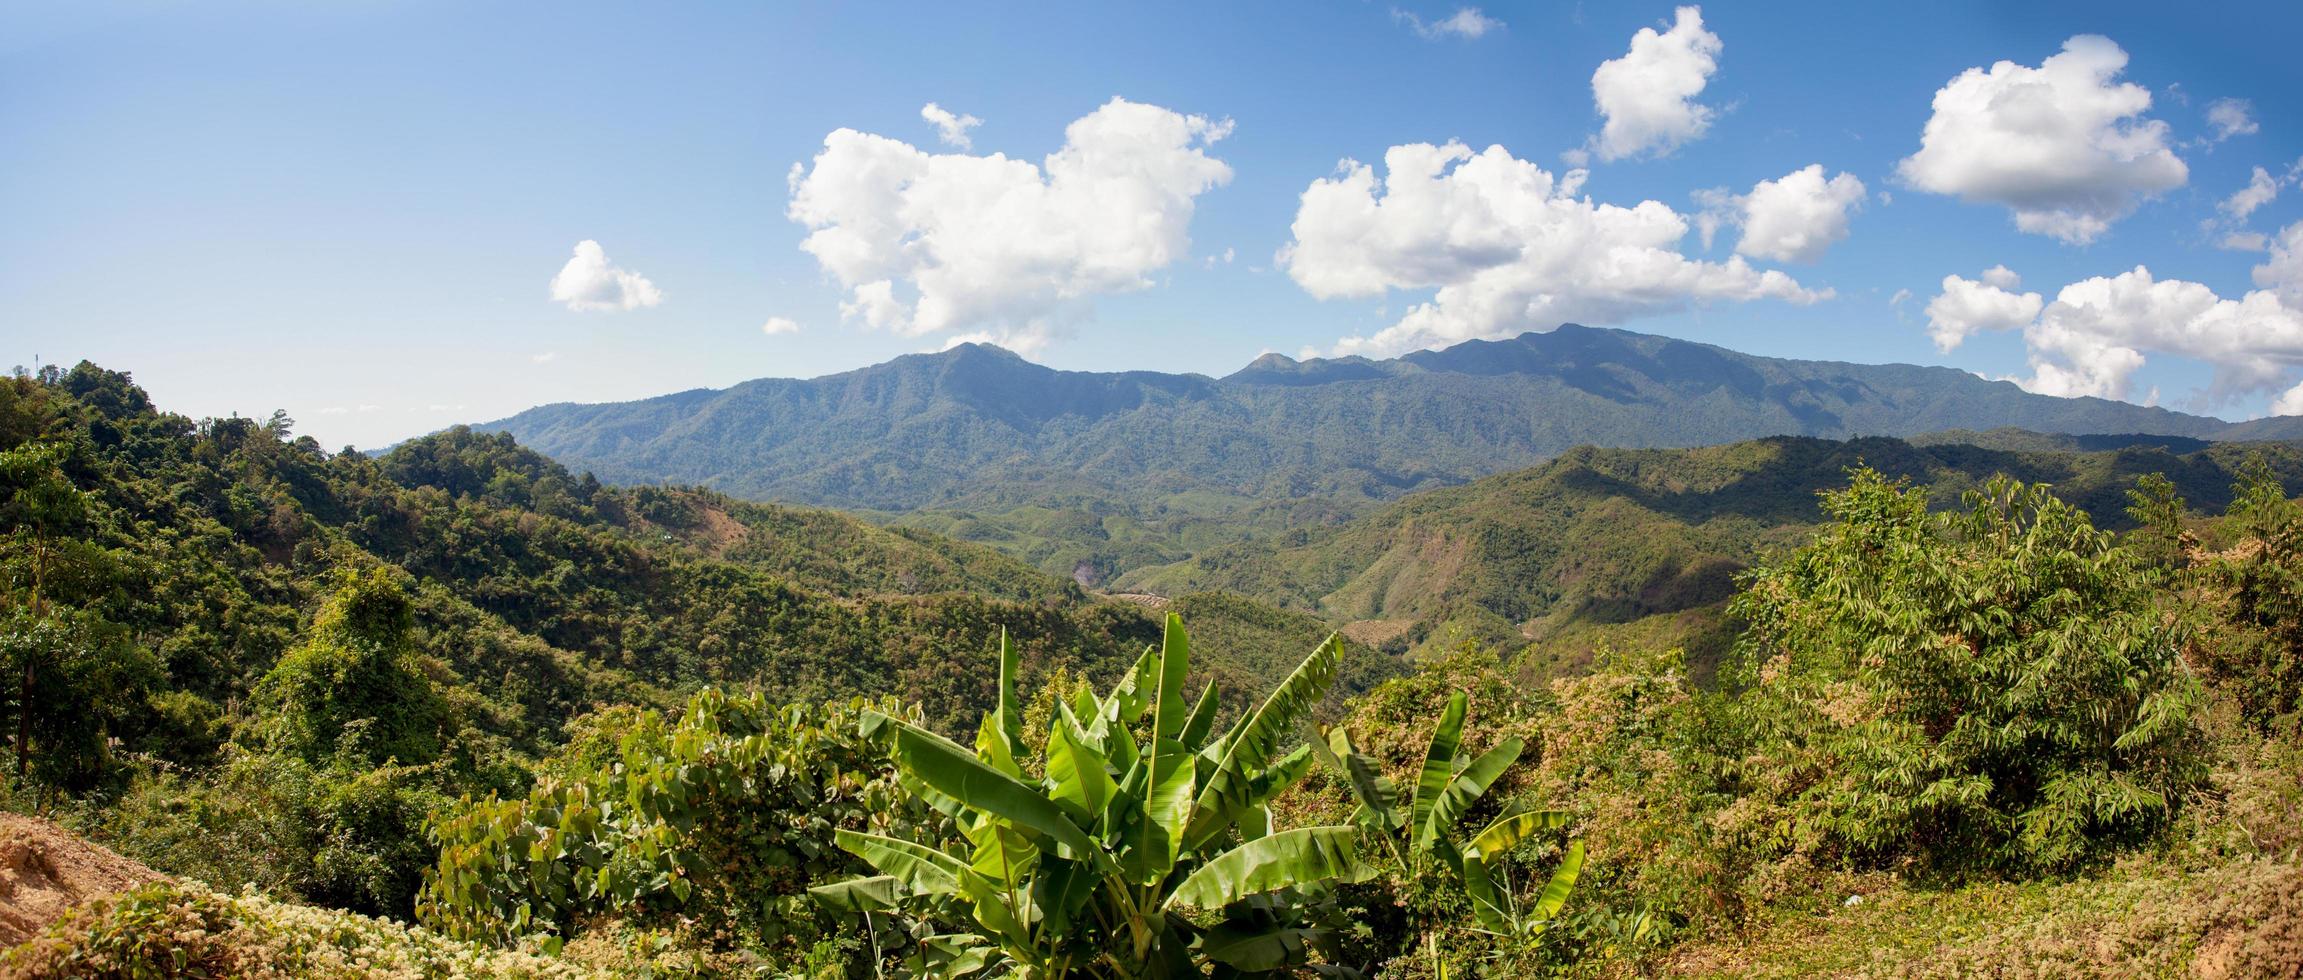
2;360;2300;977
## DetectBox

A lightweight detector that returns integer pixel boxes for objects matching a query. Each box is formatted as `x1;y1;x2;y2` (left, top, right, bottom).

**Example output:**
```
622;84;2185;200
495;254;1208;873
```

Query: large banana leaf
1305;725;1398;830
1130;616;1197;883
833;830;968;898
1419;737;1524;849
1464;809;1570;862
866;710;1111;871
1105;642;1161;727
807;874;901;912
1045;716;1117;824
1410;692;1469;845
1164;826;1366;910
1200;921;1327;972
1181;678;1220;750
982;629;1026;774
1530;840;1585;921
1185;635;1342;848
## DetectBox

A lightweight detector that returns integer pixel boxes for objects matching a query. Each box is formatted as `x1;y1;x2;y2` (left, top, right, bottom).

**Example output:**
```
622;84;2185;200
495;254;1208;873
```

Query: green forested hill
1120;433;2303;672
475;324;2303;584
0;363;1394;758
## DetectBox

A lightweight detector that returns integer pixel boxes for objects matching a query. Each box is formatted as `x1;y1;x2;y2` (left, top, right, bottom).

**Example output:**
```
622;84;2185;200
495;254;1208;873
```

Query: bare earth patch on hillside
1340;618;1414;648
0;813;164;944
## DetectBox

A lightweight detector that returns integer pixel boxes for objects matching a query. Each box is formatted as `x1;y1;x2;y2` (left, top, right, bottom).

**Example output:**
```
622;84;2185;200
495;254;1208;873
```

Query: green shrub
420;691;941;958
1728;470;2206;875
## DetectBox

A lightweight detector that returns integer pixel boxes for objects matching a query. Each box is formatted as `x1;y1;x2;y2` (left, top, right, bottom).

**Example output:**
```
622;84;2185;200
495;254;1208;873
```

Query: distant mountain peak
476;323;2303;512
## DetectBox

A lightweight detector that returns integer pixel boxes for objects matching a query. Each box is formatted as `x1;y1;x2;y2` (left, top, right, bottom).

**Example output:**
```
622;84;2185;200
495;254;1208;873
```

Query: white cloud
761;316;802;336
2206;98;2259;142
1889;288;1913;306
1587;6;1723;161
919;102;982;149
2221;166;2280;221
2019;267;2303;401
2224;231;2271;252
1932;250;2303;407
531;351;558;364
549;240;663;313
1897;35;2187;244
1394;6;1503;40
1697;165;1867;264
1924;269;2043;352
789;97;1233;350
2255;221;2303;307
1281;140;1827;357
2273;378;2303;416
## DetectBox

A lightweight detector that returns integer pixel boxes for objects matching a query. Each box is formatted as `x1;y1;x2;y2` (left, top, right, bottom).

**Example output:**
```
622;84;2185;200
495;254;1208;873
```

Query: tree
0;440;152;789
1729;470;2204;873
254;567;448;767
819;618;1372;978
2198;456;2303;732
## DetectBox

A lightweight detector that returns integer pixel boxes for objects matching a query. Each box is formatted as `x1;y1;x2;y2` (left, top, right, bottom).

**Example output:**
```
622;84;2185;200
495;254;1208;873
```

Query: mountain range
481;324;2303;517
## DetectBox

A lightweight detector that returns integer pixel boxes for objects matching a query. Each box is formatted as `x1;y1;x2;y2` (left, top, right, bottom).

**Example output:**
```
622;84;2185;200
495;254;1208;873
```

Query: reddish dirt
0;813;165;945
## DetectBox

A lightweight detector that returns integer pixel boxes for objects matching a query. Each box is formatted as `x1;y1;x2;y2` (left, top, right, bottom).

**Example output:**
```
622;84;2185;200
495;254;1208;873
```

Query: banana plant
1309;691;1583;938
814;617;1374;978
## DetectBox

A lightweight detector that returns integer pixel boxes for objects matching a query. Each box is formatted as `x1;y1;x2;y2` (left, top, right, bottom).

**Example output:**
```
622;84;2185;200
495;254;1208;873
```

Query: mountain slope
481;325;2303;517
1119;433;2303;673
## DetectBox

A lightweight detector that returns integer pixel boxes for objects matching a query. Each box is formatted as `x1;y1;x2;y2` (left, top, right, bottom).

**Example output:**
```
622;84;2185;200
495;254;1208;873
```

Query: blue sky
5;1;2301;448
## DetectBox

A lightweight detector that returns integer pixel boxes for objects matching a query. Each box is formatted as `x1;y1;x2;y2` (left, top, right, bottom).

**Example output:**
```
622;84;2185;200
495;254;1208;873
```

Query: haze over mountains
482;324;2303;514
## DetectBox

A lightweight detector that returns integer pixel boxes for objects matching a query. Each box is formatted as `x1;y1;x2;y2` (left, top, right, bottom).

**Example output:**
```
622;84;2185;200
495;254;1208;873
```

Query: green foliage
3;880;595;979
1728;469;2206;874
420;691;942;957
2192;455;2303;733
487;326;2296;528
255;567;451;767
1126;435;2303;680
822;617;1372;978
100;747;463;917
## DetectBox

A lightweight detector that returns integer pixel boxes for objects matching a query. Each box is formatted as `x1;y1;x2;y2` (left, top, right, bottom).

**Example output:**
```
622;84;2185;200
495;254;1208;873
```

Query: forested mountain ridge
480;324;2303;515
0;363;1394;774
1122;433;2303;675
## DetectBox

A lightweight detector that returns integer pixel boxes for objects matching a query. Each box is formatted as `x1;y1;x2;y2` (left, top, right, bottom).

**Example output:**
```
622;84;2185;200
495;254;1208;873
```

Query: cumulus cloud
1924;267;2043;351
2206;98;2259;142
549;240;663;313
1280;140;1827;357
919;102;982;149
2255;221;2303;307
1695;165;1867;264
1394;6;1503;40
2274;379;2303;416
788;97;1233;350
531;352;558;364
2221;166;2280;221
1897;35;2187;244
1587;6;1723;161
1928;247;2303;408
761;316;801;336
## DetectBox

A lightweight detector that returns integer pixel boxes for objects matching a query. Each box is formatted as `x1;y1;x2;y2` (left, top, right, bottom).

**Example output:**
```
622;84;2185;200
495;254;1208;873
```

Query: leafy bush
253;567;451;768
819;617;1370;977
2;880;594;979
420;691;942;958
1728;470;2206;874
99;749;456;918
2193;457;2303;734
